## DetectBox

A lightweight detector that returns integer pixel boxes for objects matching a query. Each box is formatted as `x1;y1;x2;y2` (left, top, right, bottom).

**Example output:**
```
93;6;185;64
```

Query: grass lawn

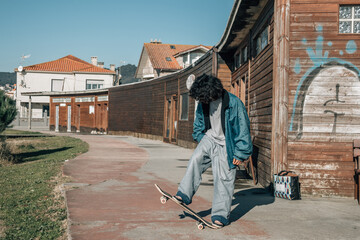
0;130;89;239
2;129;44;135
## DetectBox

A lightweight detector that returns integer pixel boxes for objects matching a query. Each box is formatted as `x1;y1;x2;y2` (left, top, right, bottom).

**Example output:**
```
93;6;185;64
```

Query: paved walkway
15;127;358;240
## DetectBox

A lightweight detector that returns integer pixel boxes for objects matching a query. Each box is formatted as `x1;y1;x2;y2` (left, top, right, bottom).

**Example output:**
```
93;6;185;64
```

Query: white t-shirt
205;98;226;145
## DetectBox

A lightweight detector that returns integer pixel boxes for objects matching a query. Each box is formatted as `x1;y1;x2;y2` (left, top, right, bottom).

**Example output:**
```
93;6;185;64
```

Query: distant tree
0;72;16;86
0;90;16;133
119;64;140;84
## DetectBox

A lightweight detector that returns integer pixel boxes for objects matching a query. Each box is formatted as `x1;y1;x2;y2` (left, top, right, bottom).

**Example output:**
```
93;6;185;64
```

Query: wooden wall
288;0;360;196
49;94;108;133
231;16;274;187
108;76;167;139
108;50;232;148
288;141;354;196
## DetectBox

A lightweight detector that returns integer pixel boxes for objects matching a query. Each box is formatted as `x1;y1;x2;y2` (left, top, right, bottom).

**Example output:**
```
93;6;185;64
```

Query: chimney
91;56;98;66
110;64;115;71
150;38;162;44
98;62;104;68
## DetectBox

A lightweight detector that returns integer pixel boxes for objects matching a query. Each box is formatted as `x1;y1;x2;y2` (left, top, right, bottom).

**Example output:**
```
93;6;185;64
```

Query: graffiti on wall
289;25;360;139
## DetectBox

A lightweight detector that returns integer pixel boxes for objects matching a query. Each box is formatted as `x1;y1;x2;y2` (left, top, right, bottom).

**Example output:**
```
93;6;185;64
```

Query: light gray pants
177;135;236;225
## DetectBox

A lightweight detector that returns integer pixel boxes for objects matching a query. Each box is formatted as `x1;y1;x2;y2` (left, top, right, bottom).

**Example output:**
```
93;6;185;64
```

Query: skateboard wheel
160;196;168;204
197;222;204;230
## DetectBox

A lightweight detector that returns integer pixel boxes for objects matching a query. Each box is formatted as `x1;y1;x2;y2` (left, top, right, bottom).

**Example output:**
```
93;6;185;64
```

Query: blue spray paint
294;58;301;74
346;40;357;54
289;26;359;131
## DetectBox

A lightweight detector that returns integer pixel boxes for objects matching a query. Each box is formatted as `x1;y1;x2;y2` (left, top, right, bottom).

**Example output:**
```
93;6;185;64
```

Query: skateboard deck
154;184;221;230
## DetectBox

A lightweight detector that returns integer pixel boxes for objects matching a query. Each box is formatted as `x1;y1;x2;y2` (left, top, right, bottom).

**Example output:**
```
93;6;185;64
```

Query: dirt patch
48;173;70;240
0;219;5;238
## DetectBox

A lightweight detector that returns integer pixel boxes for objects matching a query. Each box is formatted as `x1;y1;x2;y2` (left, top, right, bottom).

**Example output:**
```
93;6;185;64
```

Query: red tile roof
144;43;212;70
18;55;115;74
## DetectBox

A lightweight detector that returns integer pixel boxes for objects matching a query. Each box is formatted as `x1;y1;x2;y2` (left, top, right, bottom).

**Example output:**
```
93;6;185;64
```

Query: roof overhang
216;0;269;64
15;70;115;75
21;88;109;97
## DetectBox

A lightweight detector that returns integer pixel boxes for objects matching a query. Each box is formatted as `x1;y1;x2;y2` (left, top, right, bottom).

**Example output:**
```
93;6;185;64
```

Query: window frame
86;79;104;90
339;4;360;34
254;25;269;56
179;92;189;121
51;79;64;92
249;2;273;59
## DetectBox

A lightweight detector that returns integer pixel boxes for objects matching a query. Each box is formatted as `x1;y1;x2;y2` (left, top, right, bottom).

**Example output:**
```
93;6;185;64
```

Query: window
183;54;189;66
255;26;269;55
234;46;248;70
51;79;64;91
165;57;172;61
234;54;240;69
86;80;104;90
241;46;248;64
339;5;360;33
190;52;202;64
170;45;176;49
180;93;189;120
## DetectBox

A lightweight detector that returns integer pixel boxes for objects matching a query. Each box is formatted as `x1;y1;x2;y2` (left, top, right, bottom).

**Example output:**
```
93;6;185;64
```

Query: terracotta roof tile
144;43;212;70
20;55;115;74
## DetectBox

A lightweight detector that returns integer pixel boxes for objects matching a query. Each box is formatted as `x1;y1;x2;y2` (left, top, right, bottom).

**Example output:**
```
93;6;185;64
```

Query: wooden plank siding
288;141;354;196
230;13;275;188
250;16;274;188
108;51;232;149
49;94;108;133
288;0;360;196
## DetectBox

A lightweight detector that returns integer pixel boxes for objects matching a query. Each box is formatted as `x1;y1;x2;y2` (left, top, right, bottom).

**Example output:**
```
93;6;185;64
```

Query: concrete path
51;133;360;239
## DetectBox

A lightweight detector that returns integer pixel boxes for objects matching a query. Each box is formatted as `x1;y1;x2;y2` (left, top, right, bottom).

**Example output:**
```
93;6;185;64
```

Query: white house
135;40;211;81
15;55;116;118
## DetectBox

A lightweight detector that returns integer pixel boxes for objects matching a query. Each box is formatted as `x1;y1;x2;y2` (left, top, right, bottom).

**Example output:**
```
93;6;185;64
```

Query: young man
175;73;252;227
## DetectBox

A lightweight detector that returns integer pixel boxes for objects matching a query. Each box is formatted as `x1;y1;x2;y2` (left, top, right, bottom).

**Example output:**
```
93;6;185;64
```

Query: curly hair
189;74;224;103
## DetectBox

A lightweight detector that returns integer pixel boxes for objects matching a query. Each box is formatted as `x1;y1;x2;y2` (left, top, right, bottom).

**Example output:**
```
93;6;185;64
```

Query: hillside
0;72;16;86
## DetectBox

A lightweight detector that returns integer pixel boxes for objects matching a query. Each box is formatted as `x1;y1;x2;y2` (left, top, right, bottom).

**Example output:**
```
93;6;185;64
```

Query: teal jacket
192;90;253;169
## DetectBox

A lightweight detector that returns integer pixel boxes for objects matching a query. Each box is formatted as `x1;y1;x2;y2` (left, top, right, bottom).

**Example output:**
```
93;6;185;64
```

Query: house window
86;80;104;90
190;52;202;64
170;45;176;49
339;5;360;33
255;26;269;55
180;93;189;120
51;79;64;91
183;54;189;66
166;57;172;61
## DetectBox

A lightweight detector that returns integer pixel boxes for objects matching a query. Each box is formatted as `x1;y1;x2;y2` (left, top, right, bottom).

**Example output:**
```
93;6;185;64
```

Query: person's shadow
179;185;275;225
229;187;275;224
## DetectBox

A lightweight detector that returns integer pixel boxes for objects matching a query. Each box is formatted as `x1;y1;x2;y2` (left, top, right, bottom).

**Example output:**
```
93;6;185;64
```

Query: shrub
0;90;17;134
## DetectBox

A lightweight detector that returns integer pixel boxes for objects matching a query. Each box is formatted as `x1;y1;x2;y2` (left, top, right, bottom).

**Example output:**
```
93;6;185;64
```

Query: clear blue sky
0;0;234;72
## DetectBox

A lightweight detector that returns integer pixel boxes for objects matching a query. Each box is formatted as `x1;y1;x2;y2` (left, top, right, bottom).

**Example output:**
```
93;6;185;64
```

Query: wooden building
27;0;360;197
108;49;231;149
24;89;109;133
218;0;360;196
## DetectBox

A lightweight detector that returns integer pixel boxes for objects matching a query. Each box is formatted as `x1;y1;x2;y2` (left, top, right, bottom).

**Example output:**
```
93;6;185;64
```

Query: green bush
0;90;16;134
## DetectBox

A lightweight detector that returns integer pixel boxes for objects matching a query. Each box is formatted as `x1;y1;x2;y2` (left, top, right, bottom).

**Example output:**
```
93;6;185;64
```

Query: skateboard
154;184;221;230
